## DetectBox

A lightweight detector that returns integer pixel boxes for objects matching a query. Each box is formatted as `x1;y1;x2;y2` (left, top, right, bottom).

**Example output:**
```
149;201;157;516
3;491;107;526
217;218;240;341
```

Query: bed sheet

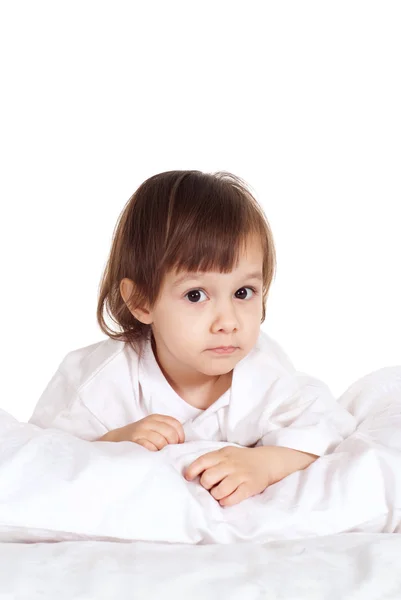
1;366;401;545
0;533;400;599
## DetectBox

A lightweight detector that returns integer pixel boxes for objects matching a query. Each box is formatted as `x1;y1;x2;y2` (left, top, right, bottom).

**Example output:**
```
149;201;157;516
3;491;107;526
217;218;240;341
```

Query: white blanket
0;366;401;544
1;534;401;599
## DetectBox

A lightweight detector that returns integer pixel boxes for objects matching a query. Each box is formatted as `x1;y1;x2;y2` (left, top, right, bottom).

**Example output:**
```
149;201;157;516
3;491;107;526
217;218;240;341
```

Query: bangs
159;171;266;277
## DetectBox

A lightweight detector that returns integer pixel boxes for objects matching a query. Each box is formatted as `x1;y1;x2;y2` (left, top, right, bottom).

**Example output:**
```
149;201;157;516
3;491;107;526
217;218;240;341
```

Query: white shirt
28;330;356;455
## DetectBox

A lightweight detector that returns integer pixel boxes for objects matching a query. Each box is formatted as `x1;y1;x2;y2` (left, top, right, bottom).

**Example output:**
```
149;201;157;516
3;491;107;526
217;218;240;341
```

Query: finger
219;483;250;507
149;422;181;445
210;475;239;500
185;452;223;481
199;464;230;490
135;438;158;452
144;429;170;450
152;416;185;444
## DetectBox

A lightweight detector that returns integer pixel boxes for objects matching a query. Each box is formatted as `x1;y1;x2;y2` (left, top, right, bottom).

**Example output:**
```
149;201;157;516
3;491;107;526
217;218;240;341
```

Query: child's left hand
183;446;271;507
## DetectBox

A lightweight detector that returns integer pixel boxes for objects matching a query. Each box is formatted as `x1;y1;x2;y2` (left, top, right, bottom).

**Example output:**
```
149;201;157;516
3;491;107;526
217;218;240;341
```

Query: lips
208;346;238;354
210;346;236;350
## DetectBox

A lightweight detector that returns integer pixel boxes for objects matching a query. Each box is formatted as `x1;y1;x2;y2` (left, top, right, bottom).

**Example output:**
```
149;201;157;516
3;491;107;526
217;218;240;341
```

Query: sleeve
28;367;109;442
255;374;357;456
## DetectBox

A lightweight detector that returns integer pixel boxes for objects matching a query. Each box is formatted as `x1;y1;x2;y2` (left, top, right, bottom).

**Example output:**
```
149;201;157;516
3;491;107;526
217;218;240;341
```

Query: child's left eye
184;287;258;304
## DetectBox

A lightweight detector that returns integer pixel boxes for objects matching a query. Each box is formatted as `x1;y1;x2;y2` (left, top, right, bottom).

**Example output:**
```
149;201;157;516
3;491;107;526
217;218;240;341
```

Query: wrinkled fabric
1;534;401;600
0;366;401;544
28;329;356;457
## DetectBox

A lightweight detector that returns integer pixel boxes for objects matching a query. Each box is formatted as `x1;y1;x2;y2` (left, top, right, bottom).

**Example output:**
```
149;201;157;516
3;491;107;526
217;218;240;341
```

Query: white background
0;1;400;421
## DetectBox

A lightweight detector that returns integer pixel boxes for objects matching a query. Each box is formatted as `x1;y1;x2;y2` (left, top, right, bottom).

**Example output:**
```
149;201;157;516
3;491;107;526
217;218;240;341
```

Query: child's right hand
97;414;185;451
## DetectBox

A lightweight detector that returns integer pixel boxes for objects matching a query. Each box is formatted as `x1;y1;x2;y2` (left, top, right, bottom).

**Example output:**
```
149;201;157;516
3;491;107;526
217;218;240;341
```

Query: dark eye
184;287;256;304
185;289;207;303
235;287;255;300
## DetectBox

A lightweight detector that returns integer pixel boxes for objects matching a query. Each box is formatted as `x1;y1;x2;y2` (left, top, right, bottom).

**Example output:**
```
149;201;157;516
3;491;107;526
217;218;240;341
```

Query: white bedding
1;534;401;599
1;366;401;544
0;366;401;596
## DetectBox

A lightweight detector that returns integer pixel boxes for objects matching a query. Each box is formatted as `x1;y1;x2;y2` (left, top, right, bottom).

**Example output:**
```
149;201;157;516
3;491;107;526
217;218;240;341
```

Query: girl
29;170;356;507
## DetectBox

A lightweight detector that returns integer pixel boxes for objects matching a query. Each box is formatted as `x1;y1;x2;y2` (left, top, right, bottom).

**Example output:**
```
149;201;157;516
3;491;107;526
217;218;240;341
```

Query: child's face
142;234;264;377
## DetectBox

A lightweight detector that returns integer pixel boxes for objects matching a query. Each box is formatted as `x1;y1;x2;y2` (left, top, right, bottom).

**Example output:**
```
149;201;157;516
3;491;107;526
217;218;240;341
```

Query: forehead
171;269;263;288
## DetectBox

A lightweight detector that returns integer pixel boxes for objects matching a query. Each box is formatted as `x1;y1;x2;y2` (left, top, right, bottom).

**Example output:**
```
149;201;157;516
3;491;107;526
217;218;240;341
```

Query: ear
120;278;134;306
120;278;152;324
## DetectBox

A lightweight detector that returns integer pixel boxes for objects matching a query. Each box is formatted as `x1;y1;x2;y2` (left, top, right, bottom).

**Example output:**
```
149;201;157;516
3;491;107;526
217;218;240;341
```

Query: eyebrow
172;271;263;288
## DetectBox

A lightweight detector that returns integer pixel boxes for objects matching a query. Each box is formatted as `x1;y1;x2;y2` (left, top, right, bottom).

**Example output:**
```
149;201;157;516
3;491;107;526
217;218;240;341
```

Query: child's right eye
185;289;207;303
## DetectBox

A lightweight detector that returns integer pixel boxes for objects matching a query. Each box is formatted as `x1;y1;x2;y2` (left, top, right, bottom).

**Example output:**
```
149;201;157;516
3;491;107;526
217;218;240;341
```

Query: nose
211;299;239;331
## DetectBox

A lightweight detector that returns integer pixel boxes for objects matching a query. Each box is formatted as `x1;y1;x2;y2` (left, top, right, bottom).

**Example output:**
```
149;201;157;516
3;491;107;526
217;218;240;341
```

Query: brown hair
97;170;277;358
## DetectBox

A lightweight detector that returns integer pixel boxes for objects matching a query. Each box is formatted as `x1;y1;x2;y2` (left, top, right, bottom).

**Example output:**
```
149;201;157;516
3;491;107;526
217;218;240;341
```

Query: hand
97;414;185;450
183;446;272;507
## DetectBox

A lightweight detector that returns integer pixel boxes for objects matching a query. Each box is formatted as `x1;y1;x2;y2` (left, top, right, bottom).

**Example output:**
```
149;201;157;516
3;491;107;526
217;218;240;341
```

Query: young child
29;170;356;507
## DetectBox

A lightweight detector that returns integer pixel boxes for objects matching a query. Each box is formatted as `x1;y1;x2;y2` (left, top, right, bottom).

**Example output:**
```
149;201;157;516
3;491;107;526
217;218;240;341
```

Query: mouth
208;346;238;354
